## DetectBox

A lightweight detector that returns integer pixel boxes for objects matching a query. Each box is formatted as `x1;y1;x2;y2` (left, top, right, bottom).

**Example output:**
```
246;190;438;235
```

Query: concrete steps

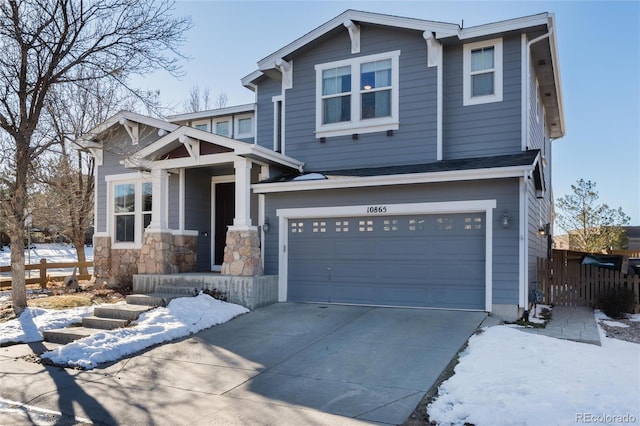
42;285;195;345
43;304;157;345
126;286;197;307
43;326;107;345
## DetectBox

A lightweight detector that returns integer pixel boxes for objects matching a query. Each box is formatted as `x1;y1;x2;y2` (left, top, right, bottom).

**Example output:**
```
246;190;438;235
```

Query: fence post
39;258;47;290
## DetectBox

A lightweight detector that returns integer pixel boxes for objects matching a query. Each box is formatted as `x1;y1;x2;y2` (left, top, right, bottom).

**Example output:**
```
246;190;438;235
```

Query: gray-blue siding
262;179;521;305
256;77;281;151
254;26;526;171
95;125;163;233
276;25;438;171
443;35;522;159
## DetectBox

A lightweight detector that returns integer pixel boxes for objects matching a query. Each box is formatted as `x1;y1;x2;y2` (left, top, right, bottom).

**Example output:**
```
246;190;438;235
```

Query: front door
213;181;235;269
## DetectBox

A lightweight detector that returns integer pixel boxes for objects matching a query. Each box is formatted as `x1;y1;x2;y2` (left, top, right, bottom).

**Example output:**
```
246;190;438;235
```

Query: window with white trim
111;180;152;247
463;38;503;106
234;114;253;139
214;119;230;137
315;50;400;138
192;119;209;131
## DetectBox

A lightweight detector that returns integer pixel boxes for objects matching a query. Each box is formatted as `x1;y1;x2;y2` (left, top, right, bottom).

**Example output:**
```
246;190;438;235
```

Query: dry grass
0;283;126;323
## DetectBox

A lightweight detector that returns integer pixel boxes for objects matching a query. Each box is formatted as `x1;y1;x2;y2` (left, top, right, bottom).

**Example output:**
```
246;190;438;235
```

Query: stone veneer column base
172;233;198;272
138;232;178;275
221;229;263;276
93;236;112;281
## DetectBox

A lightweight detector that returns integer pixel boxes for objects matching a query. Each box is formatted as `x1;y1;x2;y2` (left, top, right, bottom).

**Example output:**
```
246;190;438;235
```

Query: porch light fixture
538;223;550;236
501;210;510;228
263;217;271;234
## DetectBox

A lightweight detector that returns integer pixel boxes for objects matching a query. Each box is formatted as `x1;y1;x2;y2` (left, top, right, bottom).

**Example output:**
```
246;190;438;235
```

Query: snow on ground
40;294;248;369
0;305;97;345
0;243;93;266
1;243;95;304
427;316;640;426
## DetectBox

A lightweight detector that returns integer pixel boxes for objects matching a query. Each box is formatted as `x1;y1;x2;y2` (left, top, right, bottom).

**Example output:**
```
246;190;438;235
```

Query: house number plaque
366;206;388;214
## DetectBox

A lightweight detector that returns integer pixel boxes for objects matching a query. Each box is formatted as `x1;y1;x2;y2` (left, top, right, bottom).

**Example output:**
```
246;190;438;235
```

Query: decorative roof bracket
276;58;293;90
86;147;103;166
423;31;442;68
343;20;361;54
118;118;139;145
179;135;199;160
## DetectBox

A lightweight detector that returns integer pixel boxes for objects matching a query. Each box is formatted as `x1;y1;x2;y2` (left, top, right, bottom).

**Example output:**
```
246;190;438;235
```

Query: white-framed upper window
234;114;253;139
192;119;209;131
463;38;503;106
108;174;152;248
315;50;400;138
213;119;231;137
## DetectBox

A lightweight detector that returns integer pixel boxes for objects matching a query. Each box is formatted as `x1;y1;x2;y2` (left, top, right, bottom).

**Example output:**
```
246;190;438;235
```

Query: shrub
201;288;227;302
598;287;636;319
113;272;133;296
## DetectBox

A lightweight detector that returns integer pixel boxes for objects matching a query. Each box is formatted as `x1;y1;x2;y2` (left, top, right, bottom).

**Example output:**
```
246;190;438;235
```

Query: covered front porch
82;112;303;307
128;125;303;279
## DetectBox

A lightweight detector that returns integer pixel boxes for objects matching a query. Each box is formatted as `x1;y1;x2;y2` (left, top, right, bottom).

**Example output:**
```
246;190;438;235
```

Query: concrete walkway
519;305;601;345
0;303;487;425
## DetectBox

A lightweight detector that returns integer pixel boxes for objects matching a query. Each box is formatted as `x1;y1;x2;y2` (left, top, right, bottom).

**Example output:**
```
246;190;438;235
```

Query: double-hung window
110;176;152;247
315;50;400;138
463;38;503;106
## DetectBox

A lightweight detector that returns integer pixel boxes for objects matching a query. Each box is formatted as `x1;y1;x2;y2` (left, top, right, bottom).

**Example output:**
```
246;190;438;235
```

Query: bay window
315;50;400;138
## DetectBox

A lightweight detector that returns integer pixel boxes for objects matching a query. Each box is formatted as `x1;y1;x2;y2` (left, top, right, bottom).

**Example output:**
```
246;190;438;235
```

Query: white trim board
253;165;534;194
276;199;496;311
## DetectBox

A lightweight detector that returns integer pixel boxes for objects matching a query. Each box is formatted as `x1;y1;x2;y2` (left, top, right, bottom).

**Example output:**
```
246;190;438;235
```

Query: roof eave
256;9;459;71
547;14;566;138
252;164;534;194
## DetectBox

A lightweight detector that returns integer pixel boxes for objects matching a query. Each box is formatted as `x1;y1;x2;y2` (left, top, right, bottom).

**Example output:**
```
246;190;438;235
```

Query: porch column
138;168;177;275
232;158;254;229
146;168;169;232
222;158;263;276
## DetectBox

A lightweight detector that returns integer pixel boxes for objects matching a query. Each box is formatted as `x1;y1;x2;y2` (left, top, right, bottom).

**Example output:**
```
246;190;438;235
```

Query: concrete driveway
0;303;486;425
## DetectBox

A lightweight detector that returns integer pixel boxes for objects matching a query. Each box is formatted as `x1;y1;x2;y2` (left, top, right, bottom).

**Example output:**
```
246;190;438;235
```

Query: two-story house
76;10;564;320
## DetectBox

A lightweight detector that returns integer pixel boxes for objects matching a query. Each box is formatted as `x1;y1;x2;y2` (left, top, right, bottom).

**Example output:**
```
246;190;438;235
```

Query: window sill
111;242;142;250
315;120;399;139
463;93;503;106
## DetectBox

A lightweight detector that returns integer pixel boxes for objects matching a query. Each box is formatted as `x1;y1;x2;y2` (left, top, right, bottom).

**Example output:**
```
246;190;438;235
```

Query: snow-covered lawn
0;243;93;279
427;313;640;426
0;243;93;266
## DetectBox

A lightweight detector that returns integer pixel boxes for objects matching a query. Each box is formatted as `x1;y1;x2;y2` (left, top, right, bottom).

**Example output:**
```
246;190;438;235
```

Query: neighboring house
76;10;564;320
553;226;639;252
623;226;640;251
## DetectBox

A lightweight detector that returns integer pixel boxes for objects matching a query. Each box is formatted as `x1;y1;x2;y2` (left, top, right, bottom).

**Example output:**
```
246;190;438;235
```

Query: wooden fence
538;250;640;313
0;259;92;290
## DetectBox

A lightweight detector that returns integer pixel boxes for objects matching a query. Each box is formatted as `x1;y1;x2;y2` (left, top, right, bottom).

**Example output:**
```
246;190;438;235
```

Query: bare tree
183;85;228;112
214;91;229;109
0;0;191;314
183;85;210;112
36;77;138;274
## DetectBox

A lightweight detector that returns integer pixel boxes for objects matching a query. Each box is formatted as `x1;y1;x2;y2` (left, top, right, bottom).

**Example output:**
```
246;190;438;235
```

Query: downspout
521;27;552;312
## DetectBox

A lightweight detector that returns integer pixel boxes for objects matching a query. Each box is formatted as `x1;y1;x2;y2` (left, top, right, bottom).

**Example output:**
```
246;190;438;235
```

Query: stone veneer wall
93;235;140;285
221;229;263;276
173;234;197;272
138;232;177;275
93;233;198;284
93;236;112;280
